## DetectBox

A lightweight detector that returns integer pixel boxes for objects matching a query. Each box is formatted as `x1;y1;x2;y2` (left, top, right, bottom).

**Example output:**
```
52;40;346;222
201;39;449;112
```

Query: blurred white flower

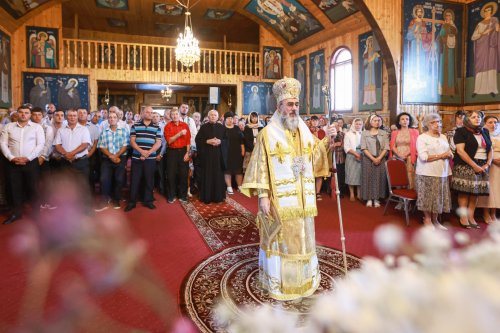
215;224;500;333
374;224;405;254
454;231;470;245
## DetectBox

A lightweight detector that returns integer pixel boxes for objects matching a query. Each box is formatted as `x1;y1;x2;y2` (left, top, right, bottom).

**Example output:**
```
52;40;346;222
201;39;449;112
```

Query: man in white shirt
49;109;65;170
78;108;100;192
54;109;91;178
42;102;56;127
0;105;45;224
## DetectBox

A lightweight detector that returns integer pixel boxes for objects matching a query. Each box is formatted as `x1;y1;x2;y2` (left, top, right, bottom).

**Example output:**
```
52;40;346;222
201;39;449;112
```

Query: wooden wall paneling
0;8;18;34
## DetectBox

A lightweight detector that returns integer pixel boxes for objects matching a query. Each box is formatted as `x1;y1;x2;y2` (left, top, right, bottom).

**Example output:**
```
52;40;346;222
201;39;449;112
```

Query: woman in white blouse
415;114;453;229
344;118;363;201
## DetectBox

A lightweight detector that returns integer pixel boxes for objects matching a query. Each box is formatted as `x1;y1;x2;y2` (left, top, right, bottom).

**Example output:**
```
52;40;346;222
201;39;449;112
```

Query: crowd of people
0;100;498;229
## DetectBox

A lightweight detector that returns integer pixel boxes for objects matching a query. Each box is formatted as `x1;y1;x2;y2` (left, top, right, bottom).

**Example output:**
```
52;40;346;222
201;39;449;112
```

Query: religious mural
96;0;128;10
107;18;127;27
153;3;183;16
244;0;323;45
0;29;12;109
98;94;114;110
309;49;324;114
204;9;234;20
293;56;307;114
402;0;464;104
116;95;136;113
311;0;358;24
0;0;50;19
183;96;202;115
465;0;500;104
263;46;283;80
359;31;383;111
23;73;89;111
99;45;115;64
243;82;275;115
26;26;58;69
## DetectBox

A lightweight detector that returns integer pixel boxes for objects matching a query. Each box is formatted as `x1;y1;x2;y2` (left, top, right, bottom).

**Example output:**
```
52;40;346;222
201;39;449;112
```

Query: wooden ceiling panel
62;0;260;44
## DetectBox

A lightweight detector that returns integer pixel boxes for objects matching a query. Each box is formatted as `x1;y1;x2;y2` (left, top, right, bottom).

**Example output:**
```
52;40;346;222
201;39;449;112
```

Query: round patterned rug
181;244;362;333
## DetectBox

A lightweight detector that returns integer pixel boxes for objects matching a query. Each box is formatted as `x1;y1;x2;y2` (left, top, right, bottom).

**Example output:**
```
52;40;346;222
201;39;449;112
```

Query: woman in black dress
451;110;492;229
222;112;245;194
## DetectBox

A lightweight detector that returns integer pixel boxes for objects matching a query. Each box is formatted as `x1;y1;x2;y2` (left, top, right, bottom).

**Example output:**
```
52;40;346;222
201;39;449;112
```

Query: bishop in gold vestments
241;77;334;301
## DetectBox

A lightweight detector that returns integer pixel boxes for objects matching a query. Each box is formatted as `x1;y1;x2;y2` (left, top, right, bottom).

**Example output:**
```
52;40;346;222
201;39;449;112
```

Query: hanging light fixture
175;0;201;69
161;84;173;101
104;88;110;105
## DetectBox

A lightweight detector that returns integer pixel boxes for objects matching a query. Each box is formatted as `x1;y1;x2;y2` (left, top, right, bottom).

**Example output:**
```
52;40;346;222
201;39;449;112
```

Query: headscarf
463;111;484;134
247;111;263;129
349;117;363;133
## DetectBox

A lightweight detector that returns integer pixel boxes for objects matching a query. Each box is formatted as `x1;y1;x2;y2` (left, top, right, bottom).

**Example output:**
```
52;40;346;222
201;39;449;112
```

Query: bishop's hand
259;197;270;216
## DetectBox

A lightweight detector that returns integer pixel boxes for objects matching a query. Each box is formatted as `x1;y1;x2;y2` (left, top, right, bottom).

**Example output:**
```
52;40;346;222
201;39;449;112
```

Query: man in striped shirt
125;106;162;212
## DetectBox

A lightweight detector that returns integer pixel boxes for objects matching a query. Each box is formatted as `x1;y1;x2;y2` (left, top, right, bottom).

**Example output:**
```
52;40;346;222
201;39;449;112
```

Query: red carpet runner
180;197;260;252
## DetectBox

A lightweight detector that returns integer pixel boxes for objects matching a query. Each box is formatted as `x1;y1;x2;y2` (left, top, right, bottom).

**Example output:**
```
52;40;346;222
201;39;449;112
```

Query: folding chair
383;158;417;226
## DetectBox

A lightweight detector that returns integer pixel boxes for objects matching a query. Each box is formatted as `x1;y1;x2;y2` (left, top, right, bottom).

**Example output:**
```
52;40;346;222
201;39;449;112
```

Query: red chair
383;158;417;226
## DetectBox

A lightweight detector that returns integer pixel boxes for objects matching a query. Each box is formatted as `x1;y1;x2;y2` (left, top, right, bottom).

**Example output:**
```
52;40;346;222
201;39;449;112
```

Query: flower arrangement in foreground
215;224;500;333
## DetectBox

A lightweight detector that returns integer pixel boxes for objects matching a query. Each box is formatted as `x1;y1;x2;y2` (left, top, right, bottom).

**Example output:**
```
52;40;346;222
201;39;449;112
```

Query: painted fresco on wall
311;0;358;23
263;46;283;80
465;0;500;104
243;82;275;115
0;0;50;19
0;29;12;109
153;3;183;16
402;0;464;104
359;31;383;111
107;18;127;27
98;94;115;110
27;26;58;69
182;96;202;115
96;0;128;10
23;73;89;111
99;45;115;64
294;56;307;114
115;95;136;113
204;9;234;20
244;0;323;45
309;49;325;114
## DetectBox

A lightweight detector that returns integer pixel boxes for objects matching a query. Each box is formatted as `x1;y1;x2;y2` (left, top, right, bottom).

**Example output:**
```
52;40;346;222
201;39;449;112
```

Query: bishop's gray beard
280;113;299;131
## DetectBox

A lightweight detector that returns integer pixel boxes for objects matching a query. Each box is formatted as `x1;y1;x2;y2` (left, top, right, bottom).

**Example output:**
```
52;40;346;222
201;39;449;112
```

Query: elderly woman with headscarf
415;114;453;229
344;117;363;201
477;115;499;223
361;114;389;207
243;111;263;172
451;110;493;229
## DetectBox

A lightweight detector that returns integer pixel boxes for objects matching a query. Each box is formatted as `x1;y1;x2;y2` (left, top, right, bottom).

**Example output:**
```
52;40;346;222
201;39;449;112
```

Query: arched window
330;48;353;112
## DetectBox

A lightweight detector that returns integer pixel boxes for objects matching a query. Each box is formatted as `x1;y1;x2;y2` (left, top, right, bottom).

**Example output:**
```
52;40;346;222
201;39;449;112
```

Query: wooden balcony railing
62;39;260;76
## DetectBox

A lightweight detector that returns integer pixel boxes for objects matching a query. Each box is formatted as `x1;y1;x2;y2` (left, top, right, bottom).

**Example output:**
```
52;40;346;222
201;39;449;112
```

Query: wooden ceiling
62;0;260;45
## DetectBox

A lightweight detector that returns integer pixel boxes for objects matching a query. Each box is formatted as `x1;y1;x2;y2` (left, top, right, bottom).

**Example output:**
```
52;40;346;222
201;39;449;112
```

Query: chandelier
175;0;200;69
161;84;173;100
